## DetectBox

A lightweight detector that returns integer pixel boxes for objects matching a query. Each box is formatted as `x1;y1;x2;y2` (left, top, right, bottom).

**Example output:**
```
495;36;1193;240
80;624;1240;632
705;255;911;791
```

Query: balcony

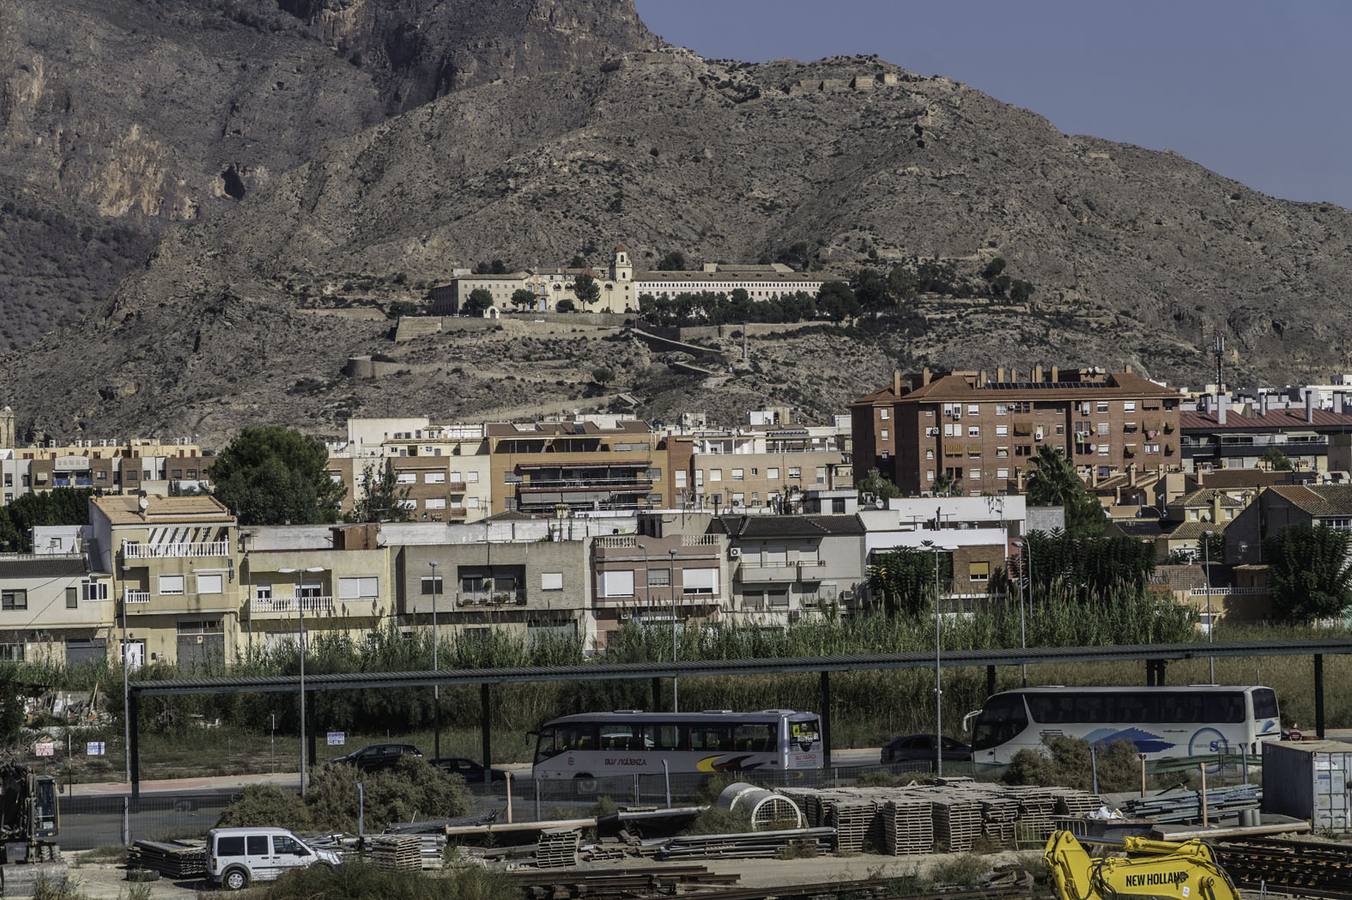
252;596;335;615
123;590;151;605
682;534;719;547
447;481;468;493
455;591;527;607
123;541;230;560
738;561;826;583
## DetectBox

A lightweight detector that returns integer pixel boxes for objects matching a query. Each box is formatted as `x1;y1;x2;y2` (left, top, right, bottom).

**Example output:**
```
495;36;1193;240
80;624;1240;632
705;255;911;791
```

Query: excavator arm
1044;831;1242;900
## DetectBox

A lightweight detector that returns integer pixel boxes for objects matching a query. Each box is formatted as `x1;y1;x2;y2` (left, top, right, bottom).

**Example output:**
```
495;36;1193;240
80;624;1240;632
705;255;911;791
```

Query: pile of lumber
535;828;581;868
656;827;835;860
127;840;206;878
366;834;424;872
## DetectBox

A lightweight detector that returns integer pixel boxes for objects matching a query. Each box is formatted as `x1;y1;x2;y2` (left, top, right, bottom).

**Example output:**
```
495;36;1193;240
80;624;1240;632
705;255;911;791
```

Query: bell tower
610;245;633;282
0;407;14;449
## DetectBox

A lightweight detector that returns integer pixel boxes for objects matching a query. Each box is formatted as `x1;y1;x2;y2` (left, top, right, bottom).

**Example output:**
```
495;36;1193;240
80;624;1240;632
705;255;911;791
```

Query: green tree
210;426;344;526
1196;531;1225;563
591;367;615;387
980;257;1007;280
509;289;535;311
472;259;508;275
851;269;893;312
0;488;93;552
461;288;493;316
1025;446;1104;536
868;547;951;617
1264;524;1352;623
569;254;587;268
1261;446;1293;471
572;274;601;306
0;680;25;746
856;468;899;504
657;251;686;271
932;471;960;497
349;460;413;523
816;281;860;321
1009;279;1035;303
556;298;576;313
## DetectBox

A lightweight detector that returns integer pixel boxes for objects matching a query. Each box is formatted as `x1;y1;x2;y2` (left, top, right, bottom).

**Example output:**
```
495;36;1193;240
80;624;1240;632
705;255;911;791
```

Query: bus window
1074;694;1108;724
1252;688;1278;719
687;724;735;752
600;723;647;751
973;694;1028;750
557;723;598;752
1159;692;1203;723
790;719;821;750
1202;693;1245;724
533;728;557;764
1114;692;1156;724
645;723;681;751
733;724;775;753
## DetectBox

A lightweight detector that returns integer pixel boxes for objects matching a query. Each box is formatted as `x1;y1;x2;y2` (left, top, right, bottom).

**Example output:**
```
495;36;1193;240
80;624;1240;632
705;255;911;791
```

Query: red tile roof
1181;409;1352;431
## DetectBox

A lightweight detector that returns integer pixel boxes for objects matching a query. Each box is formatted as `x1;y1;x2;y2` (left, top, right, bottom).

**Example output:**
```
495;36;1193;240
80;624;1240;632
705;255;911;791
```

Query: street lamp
1012;538;1028;687
669;547;679;713
278;566;324;795
921;540;951;776
429;560;441;759
1201;530;1215;683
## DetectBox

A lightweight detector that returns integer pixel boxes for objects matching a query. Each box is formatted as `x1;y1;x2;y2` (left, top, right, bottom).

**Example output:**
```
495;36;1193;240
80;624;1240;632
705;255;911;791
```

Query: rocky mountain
4;2;1352;442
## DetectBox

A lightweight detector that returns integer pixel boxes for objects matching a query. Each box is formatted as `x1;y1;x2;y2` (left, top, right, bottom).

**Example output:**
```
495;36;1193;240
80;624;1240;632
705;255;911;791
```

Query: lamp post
278;566;324;795
121;588;131;786
669;547;679;713
1202;530;1215;683
1013;538;1028;687
429;560;441;759
921;540;950;776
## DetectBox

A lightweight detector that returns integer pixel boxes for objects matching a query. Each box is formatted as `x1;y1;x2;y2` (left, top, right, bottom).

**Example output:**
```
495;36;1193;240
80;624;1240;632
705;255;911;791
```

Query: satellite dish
138;496;149;511
874;499;885;509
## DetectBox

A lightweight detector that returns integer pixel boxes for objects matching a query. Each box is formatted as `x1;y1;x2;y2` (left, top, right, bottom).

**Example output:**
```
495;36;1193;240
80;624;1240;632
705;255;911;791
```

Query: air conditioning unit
728;547;741;559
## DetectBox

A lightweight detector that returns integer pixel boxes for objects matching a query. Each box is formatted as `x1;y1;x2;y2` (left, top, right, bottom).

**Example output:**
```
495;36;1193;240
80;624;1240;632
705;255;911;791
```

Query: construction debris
655;827;835;860
126;840;207;879
535;828;581;868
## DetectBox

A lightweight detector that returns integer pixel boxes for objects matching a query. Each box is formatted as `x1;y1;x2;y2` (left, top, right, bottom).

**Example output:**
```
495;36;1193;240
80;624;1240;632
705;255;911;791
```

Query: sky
635;1;1352;207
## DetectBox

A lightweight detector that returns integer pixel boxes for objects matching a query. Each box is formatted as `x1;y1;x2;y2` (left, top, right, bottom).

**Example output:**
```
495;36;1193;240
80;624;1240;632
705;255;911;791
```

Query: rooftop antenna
1212;333;1226;395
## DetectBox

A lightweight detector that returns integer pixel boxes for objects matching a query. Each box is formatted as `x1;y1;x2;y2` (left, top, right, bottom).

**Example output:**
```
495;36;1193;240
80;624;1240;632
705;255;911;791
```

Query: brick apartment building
852;367;1182;495
848;374;902;483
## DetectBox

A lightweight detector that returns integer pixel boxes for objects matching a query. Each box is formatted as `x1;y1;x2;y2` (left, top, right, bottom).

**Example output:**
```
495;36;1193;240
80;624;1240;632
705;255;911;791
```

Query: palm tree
1025;446;1104;536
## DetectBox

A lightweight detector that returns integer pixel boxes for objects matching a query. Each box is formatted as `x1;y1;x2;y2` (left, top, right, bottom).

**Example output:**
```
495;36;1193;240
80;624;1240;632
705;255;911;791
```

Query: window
196;573;224;594
944;423;961;437
425;472;446;484
420;576;443;595
682;568;719;595
731;468;744;481
66;587;78;609
1253;688;1279;719
647;568;671;588
880;429;889;441
541;572;563;591
996;447;1009;458
927;470;935;482
995;425;1008;437
255;585;273;601
996;468;1009;479
1096;401;1109;413
1097;422;1110;436
967;404;980;415
466;497;480;509
82;581;108;601
969;469;981;480
879;409;889;420
1124;401;1137;412
1015;445;1032;457
969;561;991;583
731;492;745;506
1145;443;1160;454
788;467;801;480
396;472;417;484
925;449;934;460
767;467;780;481
425;498;446;510
601;570;634;598
968;425;981;438
815;467;827;484
246;835;270;856
675;470;688;488
338;576;379;599
995;404;1008;416
158;575;184;595
467;471;479;483
216;836;246;857
708;469;722;483
1098;444;1109;456
272;835;306;856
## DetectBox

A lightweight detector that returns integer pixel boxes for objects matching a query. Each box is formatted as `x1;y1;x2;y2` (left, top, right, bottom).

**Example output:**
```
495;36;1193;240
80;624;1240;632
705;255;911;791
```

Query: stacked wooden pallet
127;840;207;879
780;788;823;828
930;794;983;852
535;828;581;868
973;790;1021;847
1050;788;1104;818
366;835;423;872
828;798;876;854
880;797;934;856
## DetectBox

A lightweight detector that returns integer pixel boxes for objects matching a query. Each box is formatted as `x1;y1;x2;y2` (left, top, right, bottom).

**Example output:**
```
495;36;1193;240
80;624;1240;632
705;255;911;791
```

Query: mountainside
0;0;655;349
4;4;1352;443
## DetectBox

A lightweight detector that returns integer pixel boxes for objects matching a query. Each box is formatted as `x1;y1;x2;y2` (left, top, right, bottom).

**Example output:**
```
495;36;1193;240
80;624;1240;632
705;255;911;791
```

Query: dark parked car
328;743;423;773
433;757;508;783
881;734;971;766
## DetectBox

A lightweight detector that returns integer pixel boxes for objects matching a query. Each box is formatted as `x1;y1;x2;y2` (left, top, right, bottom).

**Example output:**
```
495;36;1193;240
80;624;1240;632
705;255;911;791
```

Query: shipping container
1262;740;1352;831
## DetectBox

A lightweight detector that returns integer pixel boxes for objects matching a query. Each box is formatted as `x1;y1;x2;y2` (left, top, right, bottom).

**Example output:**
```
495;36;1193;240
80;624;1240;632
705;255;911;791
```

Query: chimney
922;367;932;386
978;370;988;388
1259;393;1269;417
1337;393;1345;416
1211;493;1223;527
1125;364;1133;374
1050;365;1059;382
1306;390;1315;424
1128;462;1137;487
893;369;901;397
1033;364;1044;383
1218;395;1228;426
996;366;1006;383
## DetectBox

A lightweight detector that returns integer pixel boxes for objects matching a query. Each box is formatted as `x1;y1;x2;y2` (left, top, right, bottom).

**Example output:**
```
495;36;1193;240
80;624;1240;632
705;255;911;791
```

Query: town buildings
1;430;209;507
851;367;1183;496
1181;394;1352;474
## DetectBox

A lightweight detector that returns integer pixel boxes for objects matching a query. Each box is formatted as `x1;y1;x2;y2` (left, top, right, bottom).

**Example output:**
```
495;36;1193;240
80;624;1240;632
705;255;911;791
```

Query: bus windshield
972;694;1028;751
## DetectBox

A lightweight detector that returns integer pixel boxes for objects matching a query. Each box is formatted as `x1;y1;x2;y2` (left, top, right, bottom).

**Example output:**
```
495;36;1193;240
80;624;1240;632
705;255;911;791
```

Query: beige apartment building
327;418;493;523
0;545;116;666
91;495;241;669
676;426;852;513
1;435;208;507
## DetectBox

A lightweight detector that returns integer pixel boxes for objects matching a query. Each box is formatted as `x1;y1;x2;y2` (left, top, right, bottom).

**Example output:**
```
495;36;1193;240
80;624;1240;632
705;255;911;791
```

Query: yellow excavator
1044;830;1241;900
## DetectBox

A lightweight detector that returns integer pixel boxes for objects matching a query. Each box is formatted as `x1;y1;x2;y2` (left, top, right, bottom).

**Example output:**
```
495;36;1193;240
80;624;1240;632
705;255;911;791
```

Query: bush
685;806;752;835
555;298;575;312
1002;736;1139;793
257;860;514;900
929;854;991;887
216;785;312;830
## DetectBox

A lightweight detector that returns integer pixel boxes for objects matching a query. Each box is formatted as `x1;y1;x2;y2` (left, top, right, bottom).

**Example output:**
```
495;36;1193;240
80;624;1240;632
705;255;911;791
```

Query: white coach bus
966;685;1281;767
532;710;823;784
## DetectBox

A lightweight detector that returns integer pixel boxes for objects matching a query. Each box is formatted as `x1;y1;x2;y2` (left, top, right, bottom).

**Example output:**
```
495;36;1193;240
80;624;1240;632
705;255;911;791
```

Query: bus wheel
574;775;597;795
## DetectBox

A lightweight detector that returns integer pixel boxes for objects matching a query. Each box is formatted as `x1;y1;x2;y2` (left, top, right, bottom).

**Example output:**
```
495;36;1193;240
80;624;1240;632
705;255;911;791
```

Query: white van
208;827;340;890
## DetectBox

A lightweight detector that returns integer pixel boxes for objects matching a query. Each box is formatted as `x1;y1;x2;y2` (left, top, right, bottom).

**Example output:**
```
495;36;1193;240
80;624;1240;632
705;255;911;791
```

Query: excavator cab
1044;830;1241;900
31;776;57;840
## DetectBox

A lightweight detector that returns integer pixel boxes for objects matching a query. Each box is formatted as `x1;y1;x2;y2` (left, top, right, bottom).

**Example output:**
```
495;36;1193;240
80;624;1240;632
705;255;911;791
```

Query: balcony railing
252;596;335;614
123;541;230;560
123;590;151;605
455;592;527;606
682;534;719;546
596;535;638;548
